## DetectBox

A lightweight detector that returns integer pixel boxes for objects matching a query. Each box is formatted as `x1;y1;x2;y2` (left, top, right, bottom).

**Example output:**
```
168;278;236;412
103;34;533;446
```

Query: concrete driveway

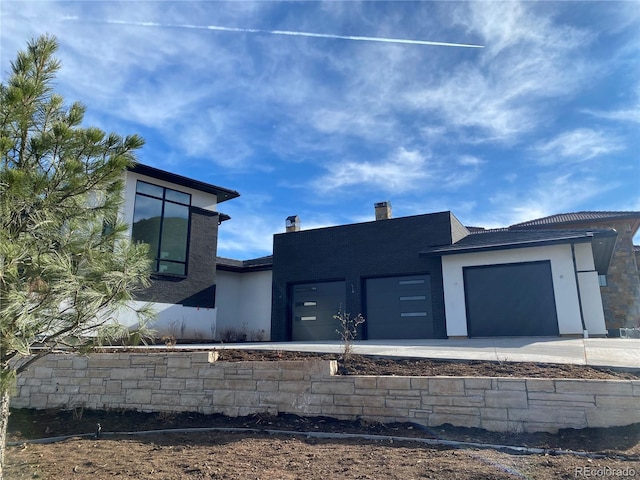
144;337;640;369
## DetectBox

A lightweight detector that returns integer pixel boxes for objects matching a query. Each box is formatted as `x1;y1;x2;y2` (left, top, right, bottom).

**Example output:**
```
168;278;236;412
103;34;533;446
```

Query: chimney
286;215;300;232
374;201;392;220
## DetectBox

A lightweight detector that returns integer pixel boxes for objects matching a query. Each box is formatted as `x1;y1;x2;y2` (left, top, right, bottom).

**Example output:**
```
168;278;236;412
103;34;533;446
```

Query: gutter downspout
571;242;588;338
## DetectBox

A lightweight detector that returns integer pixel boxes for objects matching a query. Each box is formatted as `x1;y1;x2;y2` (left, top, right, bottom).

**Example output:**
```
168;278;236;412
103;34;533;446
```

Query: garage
365;274;434;339
463;261;559;337
290;281;345;341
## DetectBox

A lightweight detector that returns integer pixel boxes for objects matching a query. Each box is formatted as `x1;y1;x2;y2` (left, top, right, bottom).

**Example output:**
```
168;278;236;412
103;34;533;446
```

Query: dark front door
463;261;559;337
291;281;345;341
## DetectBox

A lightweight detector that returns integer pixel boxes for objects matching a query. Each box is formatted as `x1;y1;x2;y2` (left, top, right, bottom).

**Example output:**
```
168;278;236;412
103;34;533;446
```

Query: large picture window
132;181;191;275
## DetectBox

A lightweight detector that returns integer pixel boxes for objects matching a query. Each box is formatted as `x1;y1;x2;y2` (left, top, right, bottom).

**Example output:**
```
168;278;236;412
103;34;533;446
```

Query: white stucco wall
216;269;273;340
116;300;217;340
442;243;606;337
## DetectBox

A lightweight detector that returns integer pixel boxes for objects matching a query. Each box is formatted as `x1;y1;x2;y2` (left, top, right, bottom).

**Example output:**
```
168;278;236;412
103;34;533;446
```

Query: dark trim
129;163;240;204
420;235;594;257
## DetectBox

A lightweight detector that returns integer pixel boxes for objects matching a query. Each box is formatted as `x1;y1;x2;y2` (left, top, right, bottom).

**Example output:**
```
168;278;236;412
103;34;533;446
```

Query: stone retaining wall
11;352;640;434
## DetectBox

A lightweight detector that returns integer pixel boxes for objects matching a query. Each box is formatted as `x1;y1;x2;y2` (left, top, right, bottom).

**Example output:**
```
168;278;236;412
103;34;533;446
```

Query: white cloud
534;129;625;163
582;108;640;124
479;173;618;229
404;2;594;143
311;147;431;194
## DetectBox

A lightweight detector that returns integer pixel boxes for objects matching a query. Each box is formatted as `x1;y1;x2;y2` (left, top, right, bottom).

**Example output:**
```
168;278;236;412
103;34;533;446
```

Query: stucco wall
116;300;217;340
442;243;607;337
12;353;640;434
216;269;273;340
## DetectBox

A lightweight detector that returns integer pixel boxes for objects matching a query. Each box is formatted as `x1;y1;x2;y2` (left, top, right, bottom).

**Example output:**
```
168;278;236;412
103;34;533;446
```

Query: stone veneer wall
12;352;640;434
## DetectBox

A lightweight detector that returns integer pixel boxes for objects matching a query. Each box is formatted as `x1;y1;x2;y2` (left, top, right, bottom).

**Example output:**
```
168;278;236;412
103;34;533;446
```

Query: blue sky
2;1;639;260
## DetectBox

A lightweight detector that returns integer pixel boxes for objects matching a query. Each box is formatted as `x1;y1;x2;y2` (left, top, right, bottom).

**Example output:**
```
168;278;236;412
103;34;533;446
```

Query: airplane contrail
65;17;484;49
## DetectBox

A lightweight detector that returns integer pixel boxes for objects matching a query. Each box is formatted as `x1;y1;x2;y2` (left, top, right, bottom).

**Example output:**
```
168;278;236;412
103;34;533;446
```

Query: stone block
300;393;334;407
278;381;309;394
180;394;212;407
485;390;528;408
211;390;235;406
321;405;363;417
311;380;355;395
555;380;632;395
151;392;180;405
497;379;526;391
105;380;122;394
30;394;49;408
480;408;509;421
464;378;493;390
110;368;148;380
257;381;279;392
79;385;104;395
130;355;164;365
525;379;556;392
432;406;480;416
354;377;377;389
528;392;595;405
88;358;129;369
235;392;260;407
252;369;282;381
259;391;296;406
34;367;53;379
137;380;161;390
166;356;192;369
160;378;186;391
185;378;204;391
198;367;223;379
57;359;73;369
203;378;224;390
586;408;640;428
166;368;196;379
72;357;89;369
595;395;639;409
333;395;369;408
428;378;464;396
281;369;304;381
126;389;152;404
508;407;586;424
223;379;257;390
376;377;411;390
386;397;421;409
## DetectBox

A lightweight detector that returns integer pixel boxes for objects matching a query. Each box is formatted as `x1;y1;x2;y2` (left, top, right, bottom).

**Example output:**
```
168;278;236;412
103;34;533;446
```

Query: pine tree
0;35;153;476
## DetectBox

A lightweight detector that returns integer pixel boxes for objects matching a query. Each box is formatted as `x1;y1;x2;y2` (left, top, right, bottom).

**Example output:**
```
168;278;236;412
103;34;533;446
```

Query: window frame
132;180;192;276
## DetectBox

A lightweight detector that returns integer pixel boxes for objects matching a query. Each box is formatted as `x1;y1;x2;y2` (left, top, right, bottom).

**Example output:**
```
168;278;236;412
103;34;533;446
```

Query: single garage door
365;274;434;339
291;281;345;341
463;261;559;337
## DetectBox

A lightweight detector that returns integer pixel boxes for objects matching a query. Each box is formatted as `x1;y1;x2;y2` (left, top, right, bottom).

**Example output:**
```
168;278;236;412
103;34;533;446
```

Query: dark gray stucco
271;211;461;341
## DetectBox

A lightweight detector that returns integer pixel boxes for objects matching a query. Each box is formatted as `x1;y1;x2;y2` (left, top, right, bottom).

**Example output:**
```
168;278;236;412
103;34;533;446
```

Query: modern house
116;165;637;342
118;164;239;339
270;204;618;341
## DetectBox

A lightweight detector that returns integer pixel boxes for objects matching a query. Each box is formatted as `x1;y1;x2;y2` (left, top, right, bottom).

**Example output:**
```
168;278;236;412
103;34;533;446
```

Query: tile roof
510;211;640;228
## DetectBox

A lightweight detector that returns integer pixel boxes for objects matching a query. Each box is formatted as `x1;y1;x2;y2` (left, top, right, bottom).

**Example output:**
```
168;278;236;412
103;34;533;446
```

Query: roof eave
128;163;240;204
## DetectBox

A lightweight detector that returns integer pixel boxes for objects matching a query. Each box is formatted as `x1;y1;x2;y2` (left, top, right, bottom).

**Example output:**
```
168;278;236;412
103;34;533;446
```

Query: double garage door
291;274;433;341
